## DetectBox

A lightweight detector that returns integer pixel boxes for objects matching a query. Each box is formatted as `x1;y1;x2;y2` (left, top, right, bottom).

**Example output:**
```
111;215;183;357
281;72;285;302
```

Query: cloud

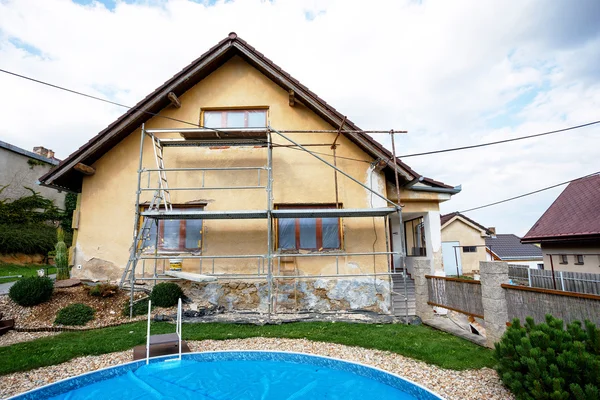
0;0;598;236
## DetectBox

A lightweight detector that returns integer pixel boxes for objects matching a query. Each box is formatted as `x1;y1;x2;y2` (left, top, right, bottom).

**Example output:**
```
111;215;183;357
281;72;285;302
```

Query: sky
0;0;599;236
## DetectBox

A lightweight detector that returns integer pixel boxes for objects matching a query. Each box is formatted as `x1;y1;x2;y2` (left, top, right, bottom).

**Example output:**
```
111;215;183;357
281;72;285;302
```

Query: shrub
0;224;57;255
9;276;53;306
495;315;600;400
122;297;153;317
55;227;69;280
150;282;183;307
88;283;119;298
55;303;95;326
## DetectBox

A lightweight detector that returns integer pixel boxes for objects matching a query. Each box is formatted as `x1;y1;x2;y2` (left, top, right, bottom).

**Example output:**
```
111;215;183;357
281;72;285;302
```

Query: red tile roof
522;173;600;242
39;32;455;193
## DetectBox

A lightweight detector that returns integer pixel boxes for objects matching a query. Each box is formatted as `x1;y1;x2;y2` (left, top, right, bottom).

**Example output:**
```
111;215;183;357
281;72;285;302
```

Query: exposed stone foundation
181;277;391;314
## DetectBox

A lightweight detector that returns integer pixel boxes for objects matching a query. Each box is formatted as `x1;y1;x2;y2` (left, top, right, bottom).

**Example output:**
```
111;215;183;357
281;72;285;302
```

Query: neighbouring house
440;212;493;275
522;173;600;273
39;33;460;315
0;141;63;204
485;234;543;269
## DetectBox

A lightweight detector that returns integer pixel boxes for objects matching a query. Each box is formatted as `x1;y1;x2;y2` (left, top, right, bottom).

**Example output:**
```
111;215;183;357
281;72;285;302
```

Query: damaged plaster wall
181;277;391;314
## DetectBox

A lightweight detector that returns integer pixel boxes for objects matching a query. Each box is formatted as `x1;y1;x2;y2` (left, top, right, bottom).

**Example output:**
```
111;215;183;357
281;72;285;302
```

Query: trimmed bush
9;276;53;306
88;283;119;298
495;315;600;400
122;297;153;317
55;303;95;326
150;282;183;307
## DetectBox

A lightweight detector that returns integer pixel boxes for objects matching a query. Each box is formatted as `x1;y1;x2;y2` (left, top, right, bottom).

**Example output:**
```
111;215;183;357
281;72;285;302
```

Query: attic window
203;109;267;128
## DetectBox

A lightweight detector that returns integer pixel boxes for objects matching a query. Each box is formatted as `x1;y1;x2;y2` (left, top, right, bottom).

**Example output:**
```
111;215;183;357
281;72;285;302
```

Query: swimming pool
10;351;443;400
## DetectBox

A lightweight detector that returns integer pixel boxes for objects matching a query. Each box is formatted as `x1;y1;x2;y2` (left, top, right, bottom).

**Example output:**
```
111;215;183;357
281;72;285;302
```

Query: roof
39;32;455;193
485;234;542;260
440;212;492;235
522;174;600;242
0;139;59;166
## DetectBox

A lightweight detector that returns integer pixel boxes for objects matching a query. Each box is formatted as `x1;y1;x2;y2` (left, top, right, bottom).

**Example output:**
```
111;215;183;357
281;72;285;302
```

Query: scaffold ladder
120;131;173;288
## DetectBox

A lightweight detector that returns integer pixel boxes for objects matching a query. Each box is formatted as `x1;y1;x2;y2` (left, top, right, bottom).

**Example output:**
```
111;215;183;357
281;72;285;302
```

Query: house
39;33;460;314
0;141;63;205
485;234;543;269
440;212;493;275
522;173;600;273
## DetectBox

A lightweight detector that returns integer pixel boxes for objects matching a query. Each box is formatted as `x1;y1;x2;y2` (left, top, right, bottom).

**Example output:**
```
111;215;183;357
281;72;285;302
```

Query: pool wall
10;351;444;400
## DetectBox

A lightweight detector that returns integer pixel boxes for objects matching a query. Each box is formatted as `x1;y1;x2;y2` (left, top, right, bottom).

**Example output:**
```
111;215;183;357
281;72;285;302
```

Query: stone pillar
480;261;509;348
413;259;435;321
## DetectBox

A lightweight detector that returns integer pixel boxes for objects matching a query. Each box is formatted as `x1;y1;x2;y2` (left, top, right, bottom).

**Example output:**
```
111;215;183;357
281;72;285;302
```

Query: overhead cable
399;121;600;158
460;171;600;213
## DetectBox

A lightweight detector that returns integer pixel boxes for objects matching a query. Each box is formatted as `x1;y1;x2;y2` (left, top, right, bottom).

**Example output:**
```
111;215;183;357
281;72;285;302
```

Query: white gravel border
0;338;513;400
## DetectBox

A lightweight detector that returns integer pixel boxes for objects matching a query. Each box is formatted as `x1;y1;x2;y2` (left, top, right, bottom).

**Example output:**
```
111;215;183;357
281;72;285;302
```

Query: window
575;255;584;265
463;246;477;253
203;109;267;128
537;263;544;270
276;205;341;251
404;217;426;256
559;254;568;264
143;206;203;251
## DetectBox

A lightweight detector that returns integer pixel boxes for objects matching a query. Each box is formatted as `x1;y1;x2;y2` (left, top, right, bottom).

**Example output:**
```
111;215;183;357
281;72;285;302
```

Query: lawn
0;321;495;375
0;263;56;284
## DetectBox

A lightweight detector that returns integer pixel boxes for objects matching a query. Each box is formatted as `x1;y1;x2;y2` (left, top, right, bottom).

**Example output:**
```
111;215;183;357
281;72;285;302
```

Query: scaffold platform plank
141;207;396;220
272;207;397;218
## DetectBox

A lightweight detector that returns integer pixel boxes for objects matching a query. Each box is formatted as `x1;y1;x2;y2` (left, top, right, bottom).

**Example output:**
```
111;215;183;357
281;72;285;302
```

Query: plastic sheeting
49;359;417;400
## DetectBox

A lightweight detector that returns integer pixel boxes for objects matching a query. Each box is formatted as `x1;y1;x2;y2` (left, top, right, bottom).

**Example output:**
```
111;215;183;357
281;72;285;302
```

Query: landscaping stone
0;338;513;400
54;279;81;288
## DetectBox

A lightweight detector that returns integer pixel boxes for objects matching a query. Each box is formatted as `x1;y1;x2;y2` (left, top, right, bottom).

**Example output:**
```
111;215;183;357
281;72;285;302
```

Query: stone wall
181;277;391;314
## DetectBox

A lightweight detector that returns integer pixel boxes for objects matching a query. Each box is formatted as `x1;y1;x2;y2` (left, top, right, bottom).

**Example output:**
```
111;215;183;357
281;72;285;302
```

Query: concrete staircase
391;272;416;317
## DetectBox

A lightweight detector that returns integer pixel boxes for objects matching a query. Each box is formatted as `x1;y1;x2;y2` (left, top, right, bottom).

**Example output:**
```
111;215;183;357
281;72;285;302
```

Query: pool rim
8;350;445;400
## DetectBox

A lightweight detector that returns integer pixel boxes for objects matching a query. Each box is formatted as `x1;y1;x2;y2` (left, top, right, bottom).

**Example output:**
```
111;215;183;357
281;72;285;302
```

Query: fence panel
508;265;600;295
503;284;600;326
426;276;484;318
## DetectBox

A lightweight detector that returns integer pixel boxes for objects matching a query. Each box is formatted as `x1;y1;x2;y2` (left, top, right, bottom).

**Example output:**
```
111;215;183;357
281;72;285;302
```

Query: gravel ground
0;337;513;400
0;288;152;329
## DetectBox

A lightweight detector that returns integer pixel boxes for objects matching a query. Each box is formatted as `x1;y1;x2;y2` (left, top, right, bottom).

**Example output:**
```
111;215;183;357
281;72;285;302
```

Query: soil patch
0;286;171;329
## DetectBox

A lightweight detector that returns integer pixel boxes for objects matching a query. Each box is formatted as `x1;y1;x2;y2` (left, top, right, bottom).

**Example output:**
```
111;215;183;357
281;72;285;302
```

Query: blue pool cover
12;352;443;400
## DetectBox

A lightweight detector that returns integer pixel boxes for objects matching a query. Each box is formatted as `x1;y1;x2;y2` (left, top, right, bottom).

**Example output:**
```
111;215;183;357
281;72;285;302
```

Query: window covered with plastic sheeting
142;207;203;251
203;109;267;128
276;205;341;251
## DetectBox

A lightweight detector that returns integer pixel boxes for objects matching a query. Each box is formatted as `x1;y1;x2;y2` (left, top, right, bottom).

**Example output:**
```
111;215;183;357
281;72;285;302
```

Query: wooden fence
508;265;600;295
503;284;600;326
426;275;484;318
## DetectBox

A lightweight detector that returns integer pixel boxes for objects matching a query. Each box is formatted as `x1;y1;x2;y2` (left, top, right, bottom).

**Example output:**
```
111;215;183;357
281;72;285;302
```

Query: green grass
0;322;495;375
0;263;56;284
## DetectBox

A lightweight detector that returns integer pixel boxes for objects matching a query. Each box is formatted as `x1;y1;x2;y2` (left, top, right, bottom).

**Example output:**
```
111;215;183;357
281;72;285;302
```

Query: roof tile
523;174;600;240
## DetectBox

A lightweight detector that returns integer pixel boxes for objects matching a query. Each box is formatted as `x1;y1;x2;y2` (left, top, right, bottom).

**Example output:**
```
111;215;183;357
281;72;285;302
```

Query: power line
0;68;374;163
2;68;598;163
398;120;600;158
0;68;206;129
460;171;600;213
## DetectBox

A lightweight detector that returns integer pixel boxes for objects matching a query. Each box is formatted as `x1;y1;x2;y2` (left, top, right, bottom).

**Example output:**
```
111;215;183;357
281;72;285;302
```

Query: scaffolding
120;124;411;321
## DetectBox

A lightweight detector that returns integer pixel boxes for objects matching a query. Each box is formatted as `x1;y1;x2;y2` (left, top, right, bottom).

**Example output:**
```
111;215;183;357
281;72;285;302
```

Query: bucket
169;258;183;271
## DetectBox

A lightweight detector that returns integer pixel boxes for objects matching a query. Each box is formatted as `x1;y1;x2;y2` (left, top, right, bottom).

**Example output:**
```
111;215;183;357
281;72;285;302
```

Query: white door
442;241;462;276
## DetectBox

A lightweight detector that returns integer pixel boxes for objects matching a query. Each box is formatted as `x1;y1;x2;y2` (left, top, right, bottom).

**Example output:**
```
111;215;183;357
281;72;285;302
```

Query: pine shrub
88;283;119;298
495;315;600;400
0;224;56;255
8;276;54;306
150;282;183;307
55;303;95;326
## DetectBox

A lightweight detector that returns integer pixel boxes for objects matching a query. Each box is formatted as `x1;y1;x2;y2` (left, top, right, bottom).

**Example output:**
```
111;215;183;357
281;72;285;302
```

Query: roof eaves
0;139;59;166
